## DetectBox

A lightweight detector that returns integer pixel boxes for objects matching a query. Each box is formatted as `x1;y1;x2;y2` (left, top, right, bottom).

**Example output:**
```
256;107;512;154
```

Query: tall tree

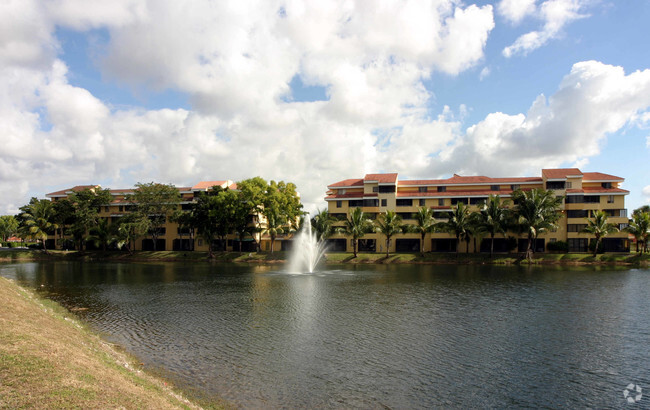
375;210;405;257
408;207;437;255
512;189;563;260
113;213;149;255
582;210;618;256
51;199;75;249
0;215;19;242
69;188;113;251
626;211;650;253
439;202;471;257
237;177;268;250
478;195;511;258
311;209;336;242
128;182;181;251
87;218;115;251
18;198;58;253
342;207;374;257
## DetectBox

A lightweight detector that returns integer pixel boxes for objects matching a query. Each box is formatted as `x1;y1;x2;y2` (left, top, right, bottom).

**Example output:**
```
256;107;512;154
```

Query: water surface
1;261;649;408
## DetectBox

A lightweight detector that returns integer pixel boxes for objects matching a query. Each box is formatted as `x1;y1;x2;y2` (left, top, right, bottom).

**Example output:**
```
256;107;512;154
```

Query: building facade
45;181;290;252
325;169;630;254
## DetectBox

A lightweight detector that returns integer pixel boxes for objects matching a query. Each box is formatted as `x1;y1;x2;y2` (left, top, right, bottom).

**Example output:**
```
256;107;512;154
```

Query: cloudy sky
2;0;650;214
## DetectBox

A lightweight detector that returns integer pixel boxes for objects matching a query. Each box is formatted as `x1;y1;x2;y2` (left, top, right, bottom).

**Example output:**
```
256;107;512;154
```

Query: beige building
325;168;630;253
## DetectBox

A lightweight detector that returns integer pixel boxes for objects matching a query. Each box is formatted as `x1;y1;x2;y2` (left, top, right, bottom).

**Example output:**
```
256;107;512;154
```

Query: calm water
1;261;649;408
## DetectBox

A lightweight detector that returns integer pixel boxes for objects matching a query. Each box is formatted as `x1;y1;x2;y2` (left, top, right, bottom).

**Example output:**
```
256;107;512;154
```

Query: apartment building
45;180;277;252
325;169;630;254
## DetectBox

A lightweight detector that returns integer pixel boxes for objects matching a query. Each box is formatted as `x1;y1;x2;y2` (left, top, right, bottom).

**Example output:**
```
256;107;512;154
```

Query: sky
2;0;650;215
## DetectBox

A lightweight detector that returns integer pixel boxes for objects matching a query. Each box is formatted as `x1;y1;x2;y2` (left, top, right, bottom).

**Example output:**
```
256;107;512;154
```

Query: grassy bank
0;276;210;409
3;248;650;266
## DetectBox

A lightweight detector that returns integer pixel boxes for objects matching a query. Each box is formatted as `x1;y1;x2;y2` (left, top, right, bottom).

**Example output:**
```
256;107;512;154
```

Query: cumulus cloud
498;0;537;24
425;61;650;178
502;0;589;57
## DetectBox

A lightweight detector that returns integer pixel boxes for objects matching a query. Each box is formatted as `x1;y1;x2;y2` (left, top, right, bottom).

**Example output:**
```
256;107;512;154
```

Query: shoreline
0;276;216;409
1;249;649;266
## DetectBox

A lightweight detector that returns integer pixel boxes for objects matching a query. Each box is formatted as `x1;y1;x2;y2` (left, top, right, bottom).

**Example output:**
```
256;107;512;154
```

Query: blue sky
1;0;650;213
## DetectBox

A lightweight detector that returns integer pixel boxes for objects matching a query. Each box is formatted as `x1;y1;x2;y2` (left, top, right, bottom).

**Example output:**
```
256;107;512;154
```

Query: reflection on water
1;261;649;408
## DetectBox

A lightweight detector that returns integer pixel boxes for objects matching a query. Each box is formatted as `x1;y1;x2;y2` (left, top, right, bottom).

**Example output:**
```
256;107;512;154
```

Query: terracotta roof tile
192;181;230;190
325;193;378;200
328;178;364;188
582;172;624;181
566;187;629;194
399;176;542;186
364;173;398;184
396;190;517;198
542;168;583;179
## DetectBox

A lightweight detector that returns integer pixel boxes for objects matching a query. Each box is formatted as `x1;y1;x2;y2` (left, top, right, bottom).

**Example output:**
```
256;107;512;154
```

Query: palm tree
311;209;336;242
626;212;650;253
582;211;618;257
263;209;286;253
375;211;405;257
409;207;437;255
88;218;115;251
512;189;563;260
478;195;511;258
19;198;58;253
342;207;374;257
439;202;471;257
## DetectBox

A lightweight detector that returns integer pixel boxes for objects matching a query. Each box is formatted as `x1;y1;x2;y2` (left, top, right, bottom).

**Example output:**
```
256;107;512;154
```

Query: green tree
626;211;650;253
51;199;75;249
342;207;374;257
512;189;563;260
87;218;115;251
18;198;58;253
439;202;471;257
69;188;113;251
478;195;511;258
407;207;437;255
0;215;19;242
128;182;181;251
582;210;619;256
311;209;336;242
237;177;268;250
113;213;149;255
375;210;405;257
170;209;195;251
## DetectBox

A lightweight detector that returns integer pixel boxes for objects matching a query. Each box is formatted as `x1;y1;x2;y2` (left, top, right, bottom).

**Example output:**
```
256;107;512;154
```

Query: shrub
547;241;568;253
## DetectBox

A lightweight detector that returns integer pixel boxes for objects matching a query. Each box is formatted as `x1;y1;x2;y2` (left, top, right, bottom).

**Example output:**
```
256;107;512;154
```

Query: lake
1;261;649;408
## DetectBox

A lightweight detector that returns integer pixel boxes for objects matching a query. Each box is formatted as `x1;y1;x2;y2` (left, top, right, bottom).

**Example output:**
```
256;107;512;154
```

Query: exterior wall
326;170;630;254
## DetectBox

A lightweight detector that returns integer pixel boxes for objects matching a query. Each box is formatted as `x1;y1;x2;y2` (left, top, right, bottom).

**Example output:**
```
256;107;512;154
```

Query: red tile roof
399;176;542;186
396;190;518;198
46;185;100;196
542;168;583;179
582;172;624;182
328;178;365;188
192;181;230;190
364;173;398;184
325;193;378;200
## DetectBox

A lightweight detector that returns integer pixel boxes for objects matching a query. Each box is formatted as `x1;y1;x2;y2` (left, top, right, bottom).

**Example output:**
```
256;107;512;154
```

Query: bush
547;241;568;253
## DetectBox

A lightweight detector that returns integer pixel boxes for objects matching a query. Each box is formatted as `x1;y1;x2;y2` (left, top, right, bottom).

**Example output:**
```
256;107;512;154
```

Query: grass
0;276;220;409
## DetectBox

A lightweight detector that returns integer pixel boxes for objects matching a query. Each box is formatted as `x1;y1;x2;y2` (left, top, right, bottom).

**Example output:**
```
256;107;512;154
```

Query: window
490;185;500;191
470;197;487;205
567;210;588;218
198;239;203;246
378;185;396;193
363;199;379;207
438;199;445;206
119;205;124;212
566;195;583;204
568;238;588;252
602;182;612;189
437;186;446;192
546;181;566;190
419;187;428;193
511;184;520;191
451;198;468;205
419;199;426;206
104;206;109;212
549;238;557;242
566;181;572;189
381;199;387;207
567;224;587;232
396;199;413;207
336;200;342;208
397;212;415;220
349;200;362;207
372;187;379;193
607;195;614;203
584;195;600;203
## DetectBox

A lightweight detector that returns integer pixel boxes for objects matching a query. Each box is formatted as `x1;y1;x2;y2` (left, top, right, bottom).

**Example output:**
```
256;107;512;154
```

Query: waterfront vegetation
4;248;650;266
0;276;204;409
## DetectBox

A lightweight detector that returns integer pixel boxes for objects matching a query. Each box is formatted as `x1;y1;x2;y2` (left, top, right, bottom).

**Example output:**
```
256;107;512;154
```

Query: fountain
287;223;328;273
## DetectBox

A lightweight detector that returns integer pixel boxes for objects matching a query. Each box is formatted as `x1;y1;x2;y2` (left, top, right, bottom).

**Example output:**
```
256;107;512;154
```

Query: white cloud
503;0;589;57
425;61;650;178
498;0;537;24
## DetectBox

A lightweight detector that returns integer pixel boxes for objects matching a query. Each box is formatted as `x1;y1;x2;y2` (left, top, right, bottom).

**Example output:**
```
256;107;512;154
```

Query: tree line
311;188;631;259
9;178;302;256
